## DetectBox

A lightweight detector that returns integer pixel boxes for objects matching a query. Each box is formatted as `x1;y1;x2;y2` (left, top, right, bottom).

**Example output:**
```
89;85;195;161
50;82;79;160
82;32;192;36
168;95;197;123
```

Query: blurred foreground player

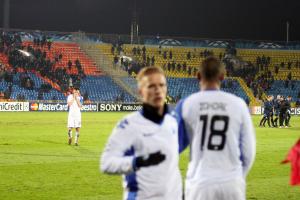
101;67;182;200
67;87;83;145
176;57;256;200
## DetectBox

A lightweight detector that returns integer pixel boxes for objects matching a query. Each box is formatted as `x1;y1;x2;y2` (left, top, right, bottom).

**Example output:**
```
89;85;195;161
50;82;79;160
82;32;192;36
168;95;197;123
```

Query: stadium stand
0;31;137;102
1;30;300;104
95;43;253;104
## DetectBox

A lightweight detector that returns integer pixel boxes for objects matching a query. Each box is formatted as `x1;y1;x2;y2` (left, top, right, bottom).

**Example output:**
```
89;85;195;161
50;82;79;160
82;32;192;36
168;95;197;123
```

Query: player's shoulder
220;91;246;104
178;91;201;108
185;90;246;108
114;111;141;130
220;91;248;111
165;111;179;125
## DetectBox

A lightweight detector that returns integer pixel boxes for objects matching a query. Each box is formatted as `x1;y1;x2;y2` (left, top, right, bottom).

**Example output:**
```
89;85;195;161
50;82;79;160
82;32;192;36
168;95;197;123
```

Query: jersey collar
140;103;168;124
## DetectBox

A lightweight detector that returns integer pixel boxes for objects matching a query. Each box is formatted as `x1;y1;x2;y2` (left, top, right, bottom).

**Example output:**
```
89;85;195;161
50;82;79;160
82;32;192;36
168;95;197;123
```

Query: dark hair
199;56;225;81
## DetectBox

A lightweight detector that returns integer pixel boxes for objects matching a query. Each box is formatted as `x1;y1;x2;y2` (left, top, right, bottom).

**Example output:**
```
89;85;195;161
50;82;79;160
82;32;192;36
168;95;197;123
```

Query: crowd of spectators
0;31;89;101
111;44;224;77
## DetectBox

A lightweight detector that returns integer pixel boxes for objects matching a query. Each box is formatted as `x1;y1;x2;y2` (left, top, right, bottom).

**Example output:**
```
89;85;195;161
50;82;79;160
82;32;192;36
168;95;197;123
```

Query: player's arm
100;119;165;174
67;95;74;107
100;120;135;174
239;101;256;177
174;99;190;153
74;94;82;108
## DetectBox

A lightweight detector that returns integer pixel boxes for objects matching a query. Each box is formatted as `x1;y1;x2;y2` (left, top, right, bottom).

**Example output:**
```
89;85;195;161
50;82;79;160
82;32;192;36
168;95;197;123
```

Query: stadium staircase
73;33;139;101
234;78;258;106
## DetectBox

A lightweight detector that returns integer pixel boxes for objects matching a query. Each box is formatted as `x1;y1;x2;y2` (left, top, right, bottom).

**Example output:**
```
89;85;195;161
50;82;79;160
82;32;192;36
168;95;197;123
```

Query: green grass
0;112;299;200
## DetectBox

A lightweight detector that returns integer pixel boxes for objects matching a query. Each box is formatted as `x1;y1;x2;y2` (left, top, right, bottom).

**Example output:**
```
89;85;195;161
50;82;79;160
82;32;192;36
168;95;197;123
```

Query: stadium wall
1;101;299;115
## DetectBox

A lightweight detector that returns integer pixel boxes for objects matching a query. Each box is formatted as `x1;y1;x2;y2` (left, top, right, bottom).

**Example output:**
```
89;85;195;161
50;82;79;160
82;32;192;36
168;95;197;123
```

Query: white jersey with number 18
175;90;256;188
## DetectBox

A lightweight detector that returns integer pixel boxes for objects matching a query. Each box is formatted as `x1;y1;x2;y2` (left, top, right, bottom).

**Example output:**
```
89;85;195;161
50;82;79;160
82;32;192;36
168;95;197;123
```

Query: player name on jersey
199;102;227;111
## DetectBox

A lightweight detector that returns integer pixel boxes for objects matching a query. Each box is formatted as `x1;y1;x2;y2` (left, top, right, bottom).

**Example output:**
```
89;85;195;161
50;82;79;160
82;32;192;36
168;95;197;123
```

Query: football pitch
0;112;300;200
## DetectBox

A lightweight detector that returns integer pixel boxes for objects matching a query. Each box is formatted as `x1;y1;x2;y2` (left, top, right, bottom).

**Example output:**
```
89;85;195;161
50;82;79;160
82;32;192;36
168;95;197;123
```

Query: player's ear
197;72;201;81
219;73;225;81
138;87;143;97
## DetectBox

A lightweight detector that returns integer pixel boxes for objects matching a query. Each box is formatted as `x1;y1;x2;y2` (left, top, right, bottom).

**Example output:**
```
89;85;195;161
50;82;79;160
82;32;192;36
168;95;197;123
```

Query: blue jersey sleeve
174;99;190;153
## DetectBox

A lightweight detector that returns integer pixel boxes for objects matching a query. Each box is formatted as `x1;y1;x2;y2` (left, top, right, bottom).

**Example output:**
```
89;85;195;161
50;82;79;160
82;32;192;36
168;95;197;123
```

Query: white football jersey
101;111;182;200
175;90;256;187
67;94;82;118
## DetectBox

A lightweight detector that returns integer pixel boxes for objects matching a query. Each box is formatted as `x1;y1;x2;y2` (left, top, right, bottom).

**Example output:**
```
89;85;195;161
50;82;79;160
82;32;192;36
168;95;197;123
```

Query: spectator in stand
169;50;173;59
111;45;115;54
288;62;292;70
151;56;155;66
183;62;187;72
188;66;192;76
47;38;52;50
171;61;176;71
117;44;122;55
158;45;162;55
68;60;72;70
187;51;191;60
287;72;292;80
163;51;167;59
146;56;150;66
275;65;279;74
142;46;146;54
176;63;182;72
137;46;141;55
167;62;171;71
113;55;118;64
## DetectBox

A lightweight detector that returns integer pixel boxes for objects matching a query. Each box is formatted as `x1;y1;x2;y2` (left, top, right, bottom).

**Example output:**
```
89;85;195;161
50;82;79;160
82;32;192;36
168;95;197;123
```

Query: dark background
1;0;300;41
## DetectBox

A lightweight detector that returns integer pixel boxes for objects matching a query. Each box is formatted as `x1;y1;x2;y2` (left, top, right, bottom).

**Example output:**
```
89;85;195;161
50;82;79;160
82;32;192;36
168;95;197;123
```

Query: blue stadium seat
267;80;300;100
80;76;136;102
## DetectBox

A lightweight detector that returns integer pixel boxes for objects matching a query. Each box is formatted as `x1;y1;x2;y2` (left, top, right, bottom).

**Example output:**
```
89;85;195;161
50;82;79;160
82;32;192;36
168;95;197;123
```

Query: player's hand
134;151;166;169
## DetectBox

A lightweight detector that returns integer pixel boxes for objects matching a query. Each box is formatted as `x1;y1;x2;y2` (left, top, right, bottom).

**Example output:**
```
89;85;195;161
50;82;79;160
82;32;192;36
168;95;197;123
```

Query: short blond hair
136;66;165;83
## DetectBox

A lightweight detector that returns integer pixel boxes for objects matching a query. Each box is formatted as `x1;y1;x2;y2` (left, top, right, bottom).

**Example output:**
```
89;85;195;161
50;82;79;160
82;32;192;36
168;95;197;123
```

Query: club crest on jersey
117;119;129;129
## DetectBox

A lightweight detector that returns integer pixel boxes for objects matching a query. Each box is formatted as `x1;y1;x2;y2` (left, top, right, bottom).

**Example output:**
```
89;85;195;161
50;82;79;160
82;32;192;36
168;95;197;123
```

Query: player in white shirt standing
101;67;182;200
175;57;256;200
67;87;83;146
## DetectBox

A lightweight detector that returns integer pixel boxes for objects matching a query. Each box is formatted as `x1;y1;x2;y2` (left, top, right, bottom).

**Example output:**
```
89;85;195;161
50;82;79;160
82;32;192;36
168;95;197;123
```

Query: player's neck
200;81;220;91
142;103;168;124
